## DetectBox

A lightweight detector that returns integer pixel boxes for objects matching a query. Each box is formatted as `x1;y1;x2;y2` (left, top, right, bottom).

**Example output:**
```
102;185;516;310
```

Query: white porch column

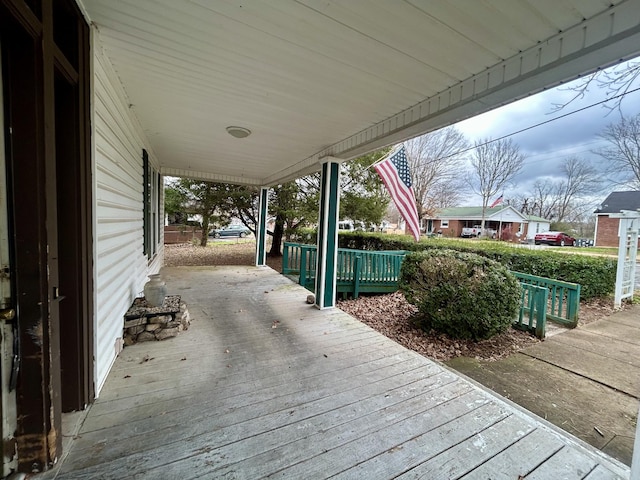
255;187;269;267
611;210;639;309
315;159;341;309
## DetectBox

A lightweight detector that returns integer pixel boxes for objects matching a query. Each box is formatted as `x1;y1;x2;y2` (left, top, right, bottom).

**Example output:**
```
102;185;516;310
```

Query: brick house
424;206;529;240
594;191;640;247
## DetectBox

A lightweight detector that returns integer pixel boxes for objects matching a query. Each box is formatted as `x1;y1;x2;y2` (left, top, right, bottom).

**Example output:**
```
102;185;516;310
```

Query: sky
451;58;640;208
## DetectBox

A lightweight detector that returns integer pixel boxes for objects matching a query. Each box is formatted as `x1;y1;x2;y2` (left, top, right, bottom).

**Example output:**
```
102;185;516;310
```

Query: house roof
527;215;550;223
433;205;527;221
80;1;640;186
594;191;640;214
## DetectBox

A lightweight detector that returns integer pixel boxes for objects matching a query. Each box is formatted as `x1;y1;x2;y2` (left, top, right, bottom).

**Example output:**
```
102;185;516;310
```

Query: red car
534;231;575;246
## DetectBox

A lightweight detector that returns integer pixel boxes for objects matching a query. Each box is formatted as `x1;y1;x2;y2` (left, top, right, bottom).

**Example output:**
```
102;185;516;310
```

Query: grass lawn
548;246;618;256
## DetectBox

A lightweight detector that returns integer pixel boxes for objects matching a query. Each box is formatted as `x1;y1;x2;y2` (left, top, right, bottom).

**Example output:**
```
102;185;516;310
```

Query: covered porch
3;0;640;475
42;266;628;479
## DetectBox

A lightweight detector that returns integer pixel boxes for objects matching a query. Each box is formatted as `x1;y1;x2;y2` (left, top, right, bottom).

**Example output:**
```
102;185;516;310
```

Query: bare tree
526;179;558;220
595;113;640;190
552;61;640;113
516;157;602;224
404;127;469;224
554;157;602;222
468;138;525;232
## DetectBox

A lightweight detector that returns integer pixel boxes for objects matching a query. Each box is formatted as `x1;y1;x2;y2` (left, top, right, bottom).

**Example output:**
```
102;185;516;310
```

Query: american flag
490;195;504;208
374;146;421;242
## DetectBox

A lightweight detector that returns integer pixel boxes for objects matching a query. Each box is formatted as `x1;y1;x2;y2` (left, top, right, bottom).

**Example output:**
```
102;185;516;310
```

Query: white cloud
451;58;640;206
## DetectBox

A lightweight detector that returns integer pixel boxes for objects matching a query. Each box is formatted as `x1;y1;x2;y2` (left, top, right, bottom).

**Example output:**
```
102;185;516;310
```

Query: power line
521;140;604;164
437;85;640;160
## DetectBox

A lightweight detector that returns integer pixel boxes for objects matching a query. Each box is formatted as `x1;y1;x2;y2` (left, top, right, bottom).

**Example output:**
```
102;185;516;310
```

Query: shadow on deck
38;266;629;479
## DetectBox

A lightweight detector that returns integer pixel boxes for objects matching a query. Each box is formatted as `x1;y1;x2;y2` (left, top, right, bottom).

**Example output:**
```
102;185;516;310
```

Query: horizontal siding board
95;157;140;193
93;32;162;395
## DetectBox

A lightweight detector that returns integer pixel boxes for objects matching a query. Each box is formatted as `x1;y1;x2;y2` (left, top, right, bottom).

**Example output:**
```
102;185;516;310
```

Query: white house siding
526;221;551;240
93;35;163;394
489;209;523;223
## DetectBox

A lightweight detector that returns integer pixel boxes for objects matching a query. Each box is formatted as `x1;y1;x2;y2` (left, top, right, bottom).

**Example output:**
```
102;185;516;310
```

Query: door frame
0;37;19;478
0;0;94;472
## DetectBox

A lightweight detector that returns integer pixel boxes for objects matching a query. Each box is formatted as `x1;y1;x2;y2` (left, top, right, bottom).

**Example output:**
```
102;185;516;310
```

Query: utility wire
435;85;640;160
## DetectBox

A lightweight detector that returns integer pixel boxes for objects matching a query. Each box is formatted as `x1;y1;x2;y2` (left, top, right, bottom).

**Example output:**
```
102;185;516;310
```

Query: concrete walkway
448;305;640;466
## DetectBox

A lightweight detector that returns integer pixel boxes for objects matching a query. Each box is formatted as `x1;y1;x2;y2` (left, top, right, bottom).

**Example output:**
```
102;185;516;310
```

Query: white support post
618;211;639;480
633;409;640;480
612;211;639;309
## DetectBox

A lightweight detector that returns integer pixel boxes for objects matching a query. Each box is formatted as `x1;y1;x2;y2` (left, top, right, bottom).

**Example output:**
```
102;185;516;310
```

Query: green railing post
515;283;547;339
566;284;580;326
300;245;309;287
353;255;362;298
282;242;291;275
535;286;548;339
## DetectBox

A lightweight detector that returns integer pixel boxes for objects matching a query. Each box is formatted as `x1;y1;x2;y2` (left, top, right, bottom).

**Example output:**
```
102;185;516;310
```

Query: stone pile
123;295;190;346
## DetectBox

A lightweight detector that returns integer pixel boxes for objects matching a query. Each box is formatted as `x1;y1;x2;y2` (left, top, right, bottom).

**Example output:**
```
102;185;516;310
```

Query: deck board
43;266;630;479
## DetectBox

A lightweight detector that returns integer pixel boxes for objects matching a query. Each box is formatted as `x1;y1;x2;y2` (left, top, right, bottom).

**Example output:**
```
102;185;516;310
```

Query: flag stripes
490;195;504;208
374;146;421;242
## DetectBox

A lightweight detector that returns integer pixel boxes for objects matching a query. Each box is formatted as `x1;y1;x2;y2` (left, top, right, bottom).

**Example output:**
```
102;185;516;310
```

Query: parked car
534;231;575;246
209;224;251;238
338;221;355;231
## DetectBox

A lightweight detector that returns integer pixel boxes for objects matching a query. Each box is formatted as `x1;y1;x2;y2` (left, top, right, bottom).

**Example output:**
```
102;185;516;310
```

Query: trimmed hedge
336;232;616;300
400;250;521;340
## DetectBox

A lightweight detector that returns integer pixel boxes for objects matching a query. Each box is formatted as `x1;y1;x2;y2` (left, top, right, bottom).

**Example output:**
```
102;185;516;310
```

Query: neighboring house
525;215;552;240
424;206;529;240
594;191;640;247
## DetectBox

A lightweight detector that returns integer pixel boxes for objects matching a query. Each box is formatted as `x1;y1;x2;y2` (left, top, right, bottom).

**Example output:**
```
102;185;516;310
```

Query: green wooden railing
510;272;580;328
283;243;318;291
283;243;580;336
282;242;405;298
514;284;548;339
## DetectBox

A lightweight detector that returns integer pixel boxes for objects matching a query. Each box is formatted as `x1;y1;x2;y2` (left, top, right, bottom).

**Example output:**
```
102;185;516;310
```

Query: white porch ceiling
80;0;640;186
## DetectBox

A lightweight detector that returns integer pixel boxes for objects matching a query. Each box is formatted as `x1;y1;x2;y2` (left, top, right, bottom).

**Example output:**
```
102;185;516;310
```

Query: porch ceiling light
226;126;251;138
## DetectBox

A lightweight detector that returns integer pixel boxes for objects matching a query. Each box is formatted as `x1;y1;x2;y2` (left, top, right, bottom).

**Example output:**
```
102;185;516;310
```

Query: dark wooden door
0;0;93;471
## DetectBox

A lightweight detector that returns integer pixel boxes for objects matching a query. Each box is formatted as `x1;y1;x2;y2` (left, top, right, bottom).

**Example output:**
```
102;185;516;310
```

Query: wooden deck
41;266;629;479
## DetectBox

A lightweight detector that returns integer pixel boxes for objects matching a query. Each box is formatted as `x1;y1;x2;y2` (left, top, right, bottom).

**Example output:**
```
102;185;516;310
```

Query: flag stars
391;149;412;187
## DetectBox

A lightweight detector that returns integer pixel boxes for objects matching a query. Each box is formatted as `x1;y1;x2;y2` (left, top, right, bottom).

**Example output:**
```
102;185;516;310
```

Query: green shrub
338;232;616;300
289;227;317;244
399;250;521;341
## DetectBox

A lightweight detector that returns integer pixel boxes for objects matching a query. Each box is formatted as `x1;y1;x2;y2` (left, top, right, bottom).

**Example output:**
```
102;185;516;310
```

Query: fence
283;242;580;335
514;284;548;338
510;272;580;327
282;242;405;298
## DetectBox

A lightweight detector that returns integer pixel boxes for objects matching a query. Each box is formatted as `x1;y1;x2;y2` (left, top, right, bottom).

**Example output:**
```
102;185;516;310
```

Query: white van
338;221;355;231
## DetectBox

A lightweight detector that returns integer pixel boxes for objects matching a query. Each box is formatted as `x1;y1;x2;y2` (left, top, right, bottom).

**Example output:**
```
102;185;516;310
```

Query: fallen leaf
139;354;154;364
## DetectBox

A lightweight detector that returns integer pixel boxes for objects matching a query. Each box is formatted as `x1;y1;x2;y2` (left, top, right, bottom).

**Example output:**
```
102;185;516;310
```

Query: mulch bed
337;292;541;362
